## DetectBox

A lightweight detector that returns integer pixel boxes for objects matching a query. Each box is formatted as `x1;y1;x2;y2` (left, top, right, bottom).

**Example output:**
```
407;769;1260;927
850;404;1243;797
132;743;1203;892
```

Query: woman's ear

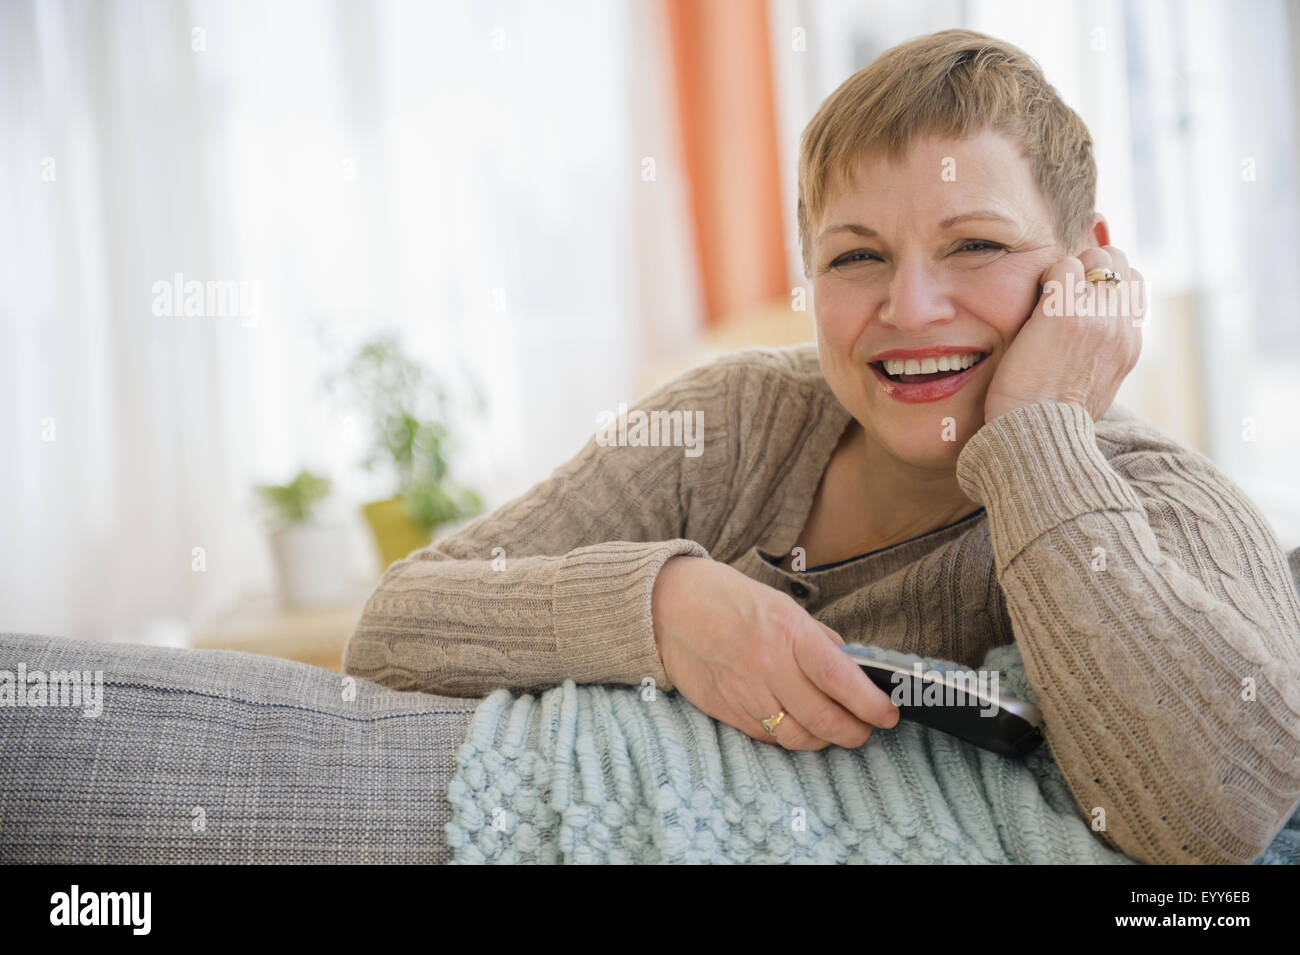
1074;213;1110;253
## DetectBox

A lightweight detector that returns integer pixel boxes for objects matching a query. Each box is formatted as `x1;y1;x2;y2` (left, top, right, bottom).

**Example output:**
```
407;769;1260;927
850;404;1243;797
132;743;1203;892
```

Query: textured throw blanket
445;643;1300;864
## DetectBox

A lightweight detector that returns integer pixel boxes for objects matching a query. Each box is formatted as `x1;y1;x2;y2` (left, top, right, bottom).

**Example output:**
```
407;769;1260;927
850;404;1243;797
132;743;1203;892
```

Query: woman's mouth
868;352;991;403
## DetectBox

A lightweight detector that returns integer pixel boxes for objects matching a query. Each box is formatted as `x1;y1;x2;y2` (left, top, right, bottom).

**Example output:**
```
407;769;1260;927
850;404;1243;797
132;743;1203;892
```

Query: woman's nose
878;257;957;331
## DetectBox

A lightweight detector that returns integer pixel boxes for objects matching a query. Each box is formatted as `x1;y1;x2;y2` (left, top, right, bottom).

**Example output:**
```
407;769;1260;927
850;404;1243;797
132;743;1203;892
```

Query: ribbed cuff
956;401;1145;569
553;538;710;693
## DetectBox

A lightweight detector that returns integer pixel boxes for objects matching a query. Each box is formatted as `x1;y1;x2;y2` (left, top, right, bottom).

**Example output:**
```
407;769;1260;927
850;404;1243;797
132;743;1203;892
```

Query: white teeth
881;352;983;376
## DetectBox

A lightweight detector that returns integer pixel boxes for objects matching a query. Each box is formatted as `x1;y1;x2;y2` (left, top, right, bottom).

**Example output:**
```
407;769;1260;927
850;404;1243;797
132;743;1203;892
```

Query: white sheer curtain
766;0;1300;547
0;0;702;642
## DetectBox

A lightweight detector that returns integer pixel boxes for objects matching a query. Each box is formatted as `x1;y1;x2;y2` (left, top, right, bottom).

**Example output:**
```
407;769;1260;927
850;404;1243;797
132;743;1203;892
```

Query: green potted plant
328;334;484;569
253;468;352;609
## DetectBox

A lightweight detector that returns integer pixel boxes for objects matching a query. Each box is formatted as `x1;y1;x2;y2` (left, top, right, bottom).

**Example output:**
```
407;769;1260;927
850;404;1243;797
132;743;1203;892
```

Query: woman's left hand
983;245;1145;424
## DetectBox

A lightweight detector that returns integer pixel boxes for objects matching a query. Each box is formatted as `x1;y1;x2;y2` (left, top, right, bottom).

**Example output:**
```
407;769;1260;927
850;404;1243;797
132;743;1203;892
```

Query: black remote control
841;644;1044;756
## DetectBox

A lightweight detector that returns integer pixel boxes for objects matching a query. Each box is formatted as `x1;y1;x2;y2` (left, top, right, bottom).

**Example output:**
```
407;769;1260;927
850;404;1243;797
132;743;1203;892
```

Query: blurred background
3;0;1299;665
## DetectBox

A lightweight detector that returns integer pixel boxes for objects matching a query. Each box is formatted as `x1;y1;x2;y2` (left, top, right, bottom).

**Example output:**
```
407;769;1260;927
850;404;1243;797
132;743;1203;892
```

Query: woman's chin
869;411;983;470
884;436;967;470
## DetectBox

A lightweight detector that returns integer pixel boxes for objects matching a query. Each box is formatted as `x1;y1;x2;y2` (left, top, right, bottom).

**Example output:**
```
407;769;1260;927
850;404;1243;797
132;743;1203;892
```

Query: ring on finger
1084;267;1121;284
760;710;785;737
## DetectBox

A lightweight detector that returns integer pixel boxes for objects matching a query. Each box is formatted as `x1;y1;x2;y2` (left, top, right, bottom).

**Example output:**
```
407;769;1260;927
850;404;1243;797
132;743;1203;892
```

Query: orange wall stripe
665;0;789;328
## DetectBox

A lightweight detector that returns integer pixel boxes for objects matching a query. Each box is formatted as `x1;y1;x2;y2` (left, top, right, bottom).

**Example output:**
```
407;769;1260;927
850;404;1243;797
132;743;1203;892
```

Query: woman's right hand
650;555;900;750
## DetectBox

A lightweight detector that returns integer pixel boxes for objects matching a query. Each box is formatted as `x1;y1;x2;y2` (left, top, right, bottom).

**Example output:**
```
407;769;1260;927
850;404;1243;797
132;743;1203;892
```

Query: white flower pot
268;522;352;609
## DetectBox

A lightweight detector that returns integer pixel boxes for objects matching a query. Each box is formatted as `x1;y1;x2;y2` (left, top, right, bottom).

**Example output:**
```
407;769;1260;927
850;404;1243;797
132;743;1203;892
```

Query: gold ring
1084;267;1121;284
760;711;785;736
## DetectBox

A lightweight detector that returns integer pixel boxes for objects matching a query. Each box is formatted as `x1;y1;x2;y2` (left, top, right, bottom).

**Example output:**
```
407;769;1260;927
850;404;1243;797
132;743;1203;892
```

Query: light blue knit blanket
445;642;1300;864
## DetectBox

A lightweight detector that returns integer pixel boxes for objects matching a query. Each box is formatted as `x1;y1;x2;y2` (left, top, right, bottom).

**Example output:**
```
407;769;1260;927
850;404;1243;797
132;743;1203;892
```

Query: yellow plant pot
361;495;434;570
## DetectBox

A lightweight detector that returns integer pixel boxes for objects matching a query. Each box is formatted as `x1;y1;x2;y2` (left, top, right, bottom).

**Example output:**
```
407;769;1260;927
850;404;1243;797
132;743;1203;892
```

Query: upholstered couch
3;547;1299;863
0;632;480;863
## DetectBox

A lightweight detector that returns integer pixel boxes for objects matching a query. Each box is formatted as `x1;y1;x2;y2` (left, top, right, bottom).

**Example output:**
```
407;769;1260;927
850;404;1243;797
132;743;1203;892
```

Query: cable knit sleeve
343;359;737;699
955;400;1300;865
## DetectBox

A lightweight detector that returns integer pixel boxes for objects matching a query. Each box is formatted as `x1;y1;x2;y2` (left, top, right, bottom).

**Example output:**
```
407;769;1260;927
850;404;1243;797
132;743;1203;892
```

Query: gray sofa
4;546;1300;864
0;632;480;863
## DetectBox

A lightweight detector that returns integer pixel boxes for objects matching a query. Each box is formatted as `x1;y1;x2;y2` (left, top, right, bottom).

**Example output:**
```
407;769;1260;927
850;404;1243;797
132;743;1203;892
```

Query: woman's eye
956;240;1005;253
830;250;879;268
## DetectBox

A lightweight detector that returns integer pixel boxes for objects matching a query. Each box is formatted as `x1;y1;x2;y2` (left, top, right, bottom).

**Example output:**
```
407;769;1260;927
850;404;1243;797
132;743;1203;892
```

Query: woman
345;29;1300;865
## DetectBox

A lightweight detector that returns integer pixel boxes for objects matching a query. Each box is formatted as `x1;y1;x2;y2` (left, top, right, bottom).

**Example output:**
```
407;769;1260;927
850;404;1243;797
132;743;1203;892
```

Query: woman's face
811;128;1078;470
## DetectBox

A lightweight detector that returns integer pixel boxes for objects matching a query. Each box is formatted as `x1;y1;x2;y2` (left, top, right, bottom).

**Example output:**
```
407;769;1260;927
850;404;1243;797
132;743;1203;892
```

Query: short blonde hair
797;29;1096;277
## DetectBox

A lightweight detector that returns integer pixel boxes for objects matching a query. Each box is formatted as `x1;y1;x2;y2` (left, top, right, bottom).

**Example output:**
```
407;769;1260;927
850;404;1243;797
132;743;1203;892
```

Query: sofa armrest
0;632;480;864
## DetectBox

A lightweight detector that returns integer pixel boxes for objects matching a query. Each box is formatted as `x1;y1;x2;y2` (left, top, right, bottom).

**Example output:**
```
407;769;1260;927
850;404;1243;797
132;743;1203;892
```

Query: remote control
841;644;1044;756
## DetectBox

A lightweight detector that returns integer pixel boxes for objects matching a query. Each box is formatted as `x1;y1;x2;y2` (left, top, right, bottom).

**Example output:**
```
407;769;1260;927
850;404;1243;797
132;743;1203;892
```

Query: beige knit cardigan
345;343;1300;865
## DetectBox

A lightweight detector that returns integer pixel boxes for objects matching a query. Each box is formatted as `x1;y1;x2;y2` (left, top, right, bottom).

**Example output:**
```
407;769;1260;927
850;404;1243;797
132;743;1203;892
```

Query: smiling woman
812;127;1079;471
344;28;1300;865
